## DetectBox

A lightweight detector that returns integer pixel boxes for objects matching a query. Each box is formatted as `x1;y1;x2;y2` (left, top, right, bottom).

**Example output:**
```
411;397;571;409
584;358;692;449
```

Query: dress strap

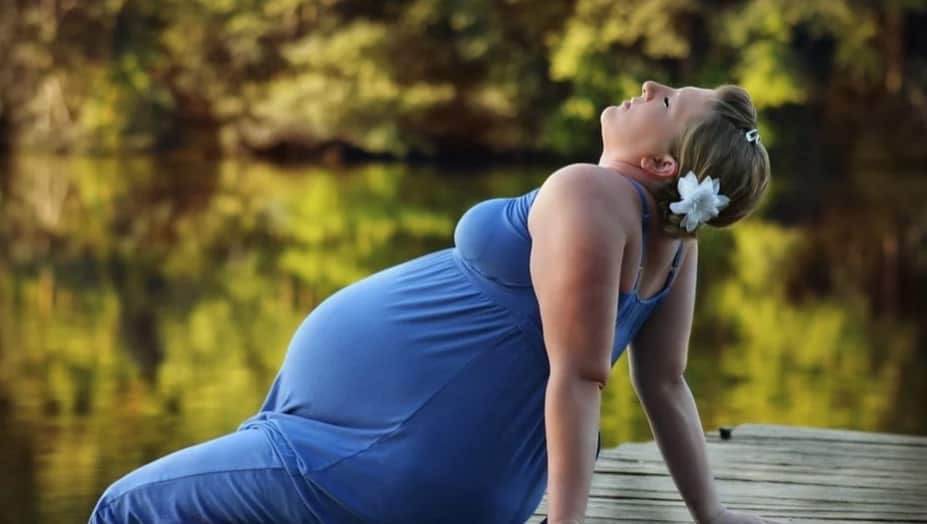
671;239;684;267
624;178;650;292
660;239;685;290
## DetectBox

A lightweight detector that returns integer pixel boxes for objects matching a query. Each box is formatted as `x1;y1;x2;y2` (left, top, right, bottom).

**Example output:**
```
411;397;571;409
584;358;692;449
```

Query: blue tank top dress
89;177;683;524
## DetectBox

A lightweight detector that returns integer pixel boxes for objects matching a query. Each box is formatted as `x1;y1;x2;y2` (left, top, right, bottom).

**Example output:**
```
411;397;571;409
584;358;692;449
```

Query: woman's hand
706;508;783;524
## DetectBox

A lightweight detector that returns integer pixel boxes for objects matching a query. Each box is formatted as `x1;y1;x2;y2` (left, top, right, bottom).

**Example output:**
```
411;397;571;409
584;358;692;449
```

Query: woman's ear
640;154;678;180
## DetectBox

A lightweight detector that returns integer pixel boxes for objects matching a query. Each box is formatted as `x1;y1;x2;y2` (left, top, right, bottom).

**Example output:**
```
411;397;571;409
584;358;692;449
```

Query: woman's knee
86;465;167;524
87;493;116;524
86;429;299;523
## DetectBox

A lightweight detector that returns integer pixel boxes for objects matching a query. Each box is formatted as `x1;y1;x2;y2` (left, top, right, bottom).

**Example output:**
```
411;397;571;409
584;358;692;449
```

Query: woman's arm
627;241;726;523
528;165;632;523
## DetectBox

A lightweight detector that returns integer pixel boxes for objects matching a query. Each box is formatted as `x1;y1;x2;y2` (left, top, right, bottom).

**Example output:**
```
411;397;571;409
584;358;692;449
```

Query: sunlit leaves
733;41;805;108
1;1;923;156
700;222;895;430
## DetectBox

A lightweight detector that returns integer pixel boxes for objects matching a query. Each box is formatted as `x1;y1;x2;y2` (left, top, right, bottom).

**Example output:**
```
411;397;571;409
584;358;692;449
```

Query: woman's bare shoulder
530;163;642;238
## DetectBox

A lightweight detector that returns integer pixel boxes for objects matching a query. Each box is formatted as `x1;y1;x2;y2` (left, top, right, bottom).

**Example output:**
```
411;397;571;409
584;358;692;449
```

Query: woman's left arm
627;241;726;523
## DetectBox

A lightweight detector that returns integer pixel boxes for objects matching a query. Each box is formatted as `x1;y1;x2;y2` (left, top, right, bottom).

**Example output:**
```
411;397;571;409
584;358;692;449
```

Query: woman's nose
642;81;658;101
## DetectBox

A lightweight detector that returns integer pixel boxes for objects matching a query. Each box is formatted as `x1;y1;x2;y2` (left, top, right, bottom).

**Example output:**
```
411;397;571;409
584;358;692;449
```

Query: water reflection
0;154;924;523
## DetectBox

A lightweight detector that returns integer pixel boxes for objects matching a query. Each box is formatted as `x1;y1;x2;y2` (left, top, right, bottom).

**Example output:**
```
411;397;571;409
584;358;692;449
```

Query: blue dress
89;177;683;524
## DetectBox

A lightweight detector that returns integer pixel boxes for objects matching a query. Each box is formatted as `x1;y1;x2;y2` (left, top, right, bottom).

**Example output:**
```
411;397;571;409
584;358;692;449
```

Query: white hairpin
745;129;761;144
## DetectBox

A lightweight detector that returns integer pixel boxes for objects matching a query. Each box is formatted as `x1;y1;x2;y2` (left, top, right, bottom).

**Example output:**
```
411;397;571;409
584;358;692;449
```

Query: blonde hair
655;85;771;237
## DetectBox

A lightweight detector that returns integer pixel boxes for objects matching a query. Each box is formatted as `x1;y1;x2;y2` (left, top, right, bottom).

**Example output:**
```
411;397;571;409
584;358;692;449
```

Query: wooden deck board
529;424;927;523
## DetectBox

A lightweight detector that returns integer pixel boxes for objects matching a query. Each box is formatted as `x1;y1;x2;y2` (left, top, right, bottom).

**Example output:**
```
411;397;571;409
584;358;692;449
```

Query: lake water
1;153;924;523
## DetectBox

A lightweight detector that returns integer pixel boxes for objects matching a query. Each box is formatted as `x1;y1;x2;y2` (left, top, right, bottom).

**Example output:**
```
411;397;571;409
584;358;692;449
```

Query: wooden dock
528;424;927;523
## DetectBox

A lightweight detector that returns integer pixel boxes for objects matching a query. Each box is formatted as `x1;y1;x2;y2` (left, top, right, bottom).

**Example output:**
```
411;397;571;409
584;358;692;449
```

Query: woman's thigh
89;428;317;524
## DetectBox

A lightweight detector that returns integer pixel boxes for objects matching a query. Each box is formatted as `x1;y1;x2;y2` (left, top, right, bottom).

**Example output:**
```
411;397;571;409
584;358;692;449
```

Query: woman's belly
302;326;550;524
272;248;528;430
262;247;551;522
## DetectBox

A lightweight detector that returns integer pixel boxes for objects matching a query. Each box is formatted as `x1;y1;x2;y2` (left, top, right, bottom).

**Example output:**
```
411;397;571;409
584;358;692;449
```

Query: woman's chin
600;105;618;124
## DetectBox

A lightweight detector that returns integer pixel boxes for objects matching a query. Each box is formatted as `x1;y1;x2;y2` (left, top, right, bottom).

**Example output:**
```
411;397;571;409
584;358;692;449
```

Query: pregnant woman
90;81;773;524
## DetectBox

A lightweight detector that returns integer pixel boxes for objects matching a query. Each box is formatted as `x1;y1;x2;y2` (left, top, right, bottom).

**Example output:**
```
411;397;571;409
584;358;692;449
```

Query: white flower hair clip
669;171;730;232
745;128;761;144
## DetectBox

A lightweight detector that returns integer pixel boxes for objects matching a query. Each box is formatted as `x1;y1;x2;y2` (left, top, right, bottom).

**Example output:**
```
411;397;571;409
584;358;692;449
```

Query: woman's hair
654;85;771;237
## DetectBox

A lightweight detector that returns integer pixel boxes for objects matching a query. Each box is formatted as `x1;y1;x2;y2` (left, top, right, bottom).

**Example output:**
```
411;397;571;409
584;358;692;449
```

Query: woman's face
600;81;717;170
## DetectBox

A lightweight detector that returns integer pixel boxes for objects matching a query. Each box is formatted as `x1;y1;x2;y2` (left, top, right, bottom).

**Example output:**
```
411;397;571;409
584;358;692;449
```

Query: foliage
1;1;924;157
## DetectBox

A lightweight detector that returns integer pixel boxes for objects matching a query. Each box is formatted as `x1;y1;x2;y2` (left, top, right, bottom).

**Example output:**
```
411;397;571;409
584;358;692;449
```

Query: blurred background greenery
1;1;926;523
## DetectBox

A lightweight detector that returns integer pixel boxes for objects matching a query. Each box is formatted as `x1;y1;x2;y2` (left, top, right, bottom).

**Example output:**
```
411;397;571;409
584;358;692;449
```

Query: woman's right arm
626;241;727;523
628;243;780;524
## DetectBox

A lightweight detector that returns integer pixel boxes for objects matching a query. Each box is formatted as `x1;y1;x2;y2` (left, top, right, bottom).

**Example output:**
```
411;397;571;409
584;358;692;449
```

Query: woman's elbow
630;369;685;402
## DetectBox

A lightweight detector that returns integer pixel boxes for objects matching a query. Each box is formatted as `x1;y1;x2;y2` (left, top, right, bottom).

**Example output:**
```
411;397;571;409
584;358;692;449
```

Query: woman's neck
596;155;663;193
597;154;679;240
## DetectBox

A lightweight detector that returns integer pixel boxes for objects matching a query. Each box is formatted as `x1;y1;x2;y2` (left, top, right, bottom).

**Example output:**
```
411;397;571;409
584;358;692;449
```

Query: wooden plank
729;424;927;447
538;497;927;516
593;461;927;490
598;455;927;482
530;424;927;523
609;444;927;469
588;477;927;506
618;440;927;464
